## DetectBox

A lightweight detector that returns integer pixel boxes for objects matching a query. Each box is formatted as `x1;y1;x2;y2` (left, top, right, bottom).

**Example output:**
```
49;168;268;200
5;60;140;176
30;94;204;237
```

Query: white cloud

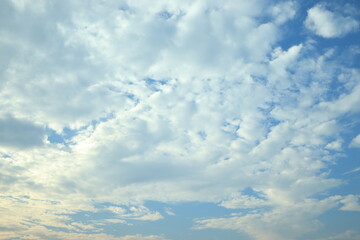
320;83;360;115
340;195;360;211
197;194;360;240
305;4;359;38
196;197;342;240
0;195;167;240
268;44;303;89
270;1;297;24
350;134;360;148
325;139;343;151
108;205;164;221
220;193;269;209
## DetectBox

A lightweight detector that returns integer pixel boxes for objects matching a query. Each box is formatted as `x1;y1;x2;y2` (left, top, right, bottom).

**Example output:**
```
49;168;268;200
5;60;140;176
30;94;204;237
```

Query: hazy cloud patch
0;116;45;149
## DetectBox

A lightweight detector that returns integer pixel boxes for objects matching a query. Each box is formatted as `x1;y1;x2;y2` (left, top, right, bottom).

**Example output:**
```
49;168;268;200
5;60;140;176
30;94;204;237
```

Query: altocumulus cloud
0;0;360;240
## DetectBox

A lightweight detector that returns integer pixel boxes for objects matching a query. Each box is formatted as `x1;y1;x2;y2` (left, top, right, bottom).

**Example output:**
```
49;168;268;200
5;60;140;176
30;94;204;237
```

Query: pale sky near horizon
0;0;360;239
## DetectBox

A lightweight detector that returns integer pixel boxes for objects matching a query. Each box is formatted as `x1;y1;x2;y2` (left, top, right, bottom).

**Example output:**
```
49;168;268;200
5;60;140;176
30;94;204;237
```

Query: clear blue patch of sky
317;208;360;238
144;77;169;92
46;127;77;144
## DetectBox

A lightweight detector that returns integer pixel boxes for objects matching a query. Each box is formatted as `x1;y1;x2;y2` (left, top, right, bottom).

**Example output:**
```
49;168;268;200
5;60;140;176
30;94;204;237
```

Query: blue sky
0;0;360;239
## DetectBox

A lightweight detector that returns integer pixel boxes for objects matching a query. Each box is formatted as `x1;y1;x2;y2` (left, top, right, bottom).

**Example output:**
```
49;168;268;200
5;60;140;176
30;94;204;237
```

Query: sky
0;0;360;239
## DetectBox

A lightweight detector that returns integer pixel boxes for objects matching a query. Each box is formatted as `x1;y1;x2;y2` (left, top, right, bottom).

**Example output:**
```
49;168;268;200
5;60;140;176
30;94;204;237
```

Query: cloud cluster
0;0;360;239
0;195;167;240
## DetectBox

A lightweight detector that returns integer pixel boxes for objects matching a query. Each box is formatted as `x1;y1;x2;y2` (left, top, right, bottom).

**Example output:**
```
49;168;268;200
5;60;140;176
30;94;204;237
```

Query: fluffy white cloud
305;4;359;38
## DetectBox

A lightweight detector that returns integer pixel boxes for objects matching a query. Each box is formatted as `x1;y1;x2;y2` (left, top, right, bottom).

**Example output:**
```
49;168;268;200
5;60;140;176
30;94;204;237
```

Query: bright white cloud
305;4;359;38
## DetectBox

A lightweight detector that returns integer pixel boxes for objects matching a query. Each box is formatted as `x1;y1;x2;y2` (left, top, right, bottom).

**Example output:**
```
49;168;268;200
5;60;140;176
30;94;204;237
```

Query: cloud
220;193;269;209
344;167;360;175
195;197;342;240
164;208;175;216
340;195;360;211
0;195;168;240
196;194;360;240
305;4;359;38
325;139;342;151
270;1;297;24
350;134;360;148
108;205;163;221
0;116;45;149
321;230;360;240
0;225;168;240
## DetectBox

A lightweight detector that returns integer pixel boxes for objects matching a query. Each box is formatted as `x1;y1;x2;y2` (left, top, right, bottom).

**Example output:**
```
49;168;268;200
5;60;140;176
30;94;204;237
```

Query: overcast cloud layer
0;0;360;240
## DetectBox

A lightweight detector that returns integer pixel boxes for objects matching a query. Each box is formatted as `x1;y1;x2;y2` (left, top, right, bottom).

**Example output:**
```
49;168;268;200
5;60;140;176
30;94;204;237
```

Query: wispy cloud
344;167;360;175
